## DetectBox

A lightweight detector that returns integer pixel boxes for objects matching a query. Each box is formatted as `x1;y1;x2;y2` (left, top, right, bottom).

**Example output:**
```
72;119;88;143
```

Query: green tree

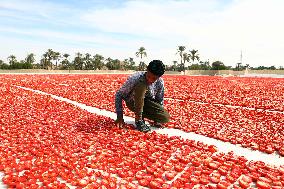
189;49;200;64
84;53;93;70
8;55;17;66
182;53;190;69
53;51;61;69
172;60;178;71
20;60;33;69
138;62;147;71
135;47;147;67
25;53;35;65
199;60;211;70
43;49;55;69
129;57;136;70
122;58;136;70
60;53;70;70
269;66;276;70
0;59;4;67
105;58;121;70
73;52;84;70
188;64;201;70
235;62;242;71
212;61;227;70
176;46;186;71
41;53;49;69
113;59;121;70
105;57;114;70
0;59;9;69
121;59;129;70
92;54;104;70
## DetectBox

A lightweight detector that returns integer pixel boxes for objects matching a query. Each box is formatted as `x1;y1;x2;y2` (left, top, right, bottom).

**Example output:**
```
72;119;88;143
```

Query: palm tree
63;53;70;60
45;49;55;69
189;49;200;64
74;52;83;70
176;46;186;71
182;53;190;69
53;51;61;69
135;47;147;66
61;53;70;70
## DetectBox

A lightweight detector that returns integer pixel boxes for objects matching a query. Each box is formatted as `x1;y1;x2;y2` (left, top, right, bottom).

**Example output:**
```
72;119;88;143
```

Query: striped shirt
115;71;164;118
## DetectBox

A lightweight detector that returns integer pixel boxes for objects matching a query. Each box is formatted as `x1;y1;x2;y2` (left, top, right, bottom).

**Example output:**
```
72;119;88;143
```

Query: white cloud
0;0;283;67
81;0;284;67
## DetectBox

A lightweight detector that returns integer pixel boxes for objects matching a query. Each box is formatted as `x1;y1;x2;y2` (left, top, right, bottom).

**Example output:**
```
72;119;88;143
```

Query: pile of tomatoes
3;74;283;155
0;75;283;188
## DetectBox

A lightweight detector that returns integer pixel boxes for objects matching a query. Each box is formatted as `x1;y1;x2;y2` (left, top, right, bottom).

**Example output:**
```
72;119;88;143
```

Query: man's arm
115;72;143;121
115;91;124;120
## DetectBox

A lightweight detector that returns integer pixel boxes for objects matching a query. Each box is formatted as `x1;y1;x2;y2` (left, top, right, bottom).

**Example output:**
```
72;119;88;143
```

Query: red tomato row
2;74;284;111
164;75;284;111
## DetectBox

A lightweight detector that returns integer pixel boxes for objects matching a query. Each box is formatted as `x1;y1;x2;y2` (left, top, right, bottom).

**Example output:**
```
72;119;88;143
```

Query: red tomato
256;181;271;189
239;179;250;188
174;164;184;172
138;179;149;187
217;181;230;189
149;180;162;189
78;178;89;187
208;162;220;169
210;176;220;184
258;177;272;184
165;171;176;181
199;176;210;185
189;176;199;184
241;175;252;183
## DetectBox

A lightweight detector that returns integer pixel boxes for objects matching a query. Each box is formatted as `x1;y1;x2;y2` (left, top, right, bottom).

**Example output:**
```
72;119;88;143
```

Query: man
115;60;170;132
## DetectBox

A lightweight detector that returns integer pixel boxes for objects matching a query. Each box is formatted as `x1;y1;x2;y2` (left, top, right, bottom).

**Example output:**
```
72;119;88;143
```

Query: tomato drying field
0;74;283;189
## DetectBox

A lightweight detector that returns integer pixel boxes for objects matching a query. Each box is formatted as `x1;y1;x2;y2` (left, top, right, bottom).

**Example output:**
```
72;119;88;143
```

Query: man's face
146;70;159;85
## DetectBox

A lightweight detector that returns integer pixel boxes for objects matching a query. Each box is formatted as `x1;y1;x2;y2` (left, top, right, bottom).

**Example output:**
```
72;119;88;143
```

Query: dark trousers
125;77;170;123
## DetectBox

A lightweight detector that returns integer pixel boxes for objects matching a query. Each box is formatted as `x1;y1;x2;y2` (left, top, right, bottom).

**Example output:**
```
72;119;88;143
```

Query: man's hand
115;118;125;128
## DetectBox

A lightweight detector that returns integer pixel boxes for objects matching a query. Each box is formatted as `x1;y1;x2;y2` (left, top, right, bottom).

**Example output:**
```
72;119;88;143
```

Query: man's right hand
115;118;125;128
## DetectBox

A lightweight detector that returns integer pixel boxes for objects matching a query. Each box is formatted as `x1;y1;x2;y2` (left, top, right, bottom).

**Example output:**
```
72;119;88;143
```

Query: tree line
0;47;282;71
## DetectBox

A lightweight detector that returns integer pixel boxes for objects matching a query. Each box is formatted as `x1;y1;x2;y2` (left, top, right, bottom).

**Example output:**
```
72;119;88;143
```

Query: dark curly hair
147;60;165;77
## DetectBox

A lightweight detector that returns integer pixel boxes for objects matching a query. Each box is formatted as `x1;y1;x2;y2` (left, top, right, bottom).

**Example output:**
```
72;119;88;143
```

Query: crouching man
115;60;170;132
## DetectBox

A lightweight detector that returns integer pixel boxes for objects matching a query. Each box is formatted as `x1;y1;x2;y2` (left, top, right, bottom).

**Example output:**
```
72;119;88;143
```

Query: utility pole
240;50;243;65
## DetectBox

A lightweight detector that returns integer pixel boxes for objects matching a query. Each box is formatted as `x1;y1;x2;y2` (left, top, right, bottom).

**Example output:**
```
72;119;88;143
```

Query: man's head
146;60;165;84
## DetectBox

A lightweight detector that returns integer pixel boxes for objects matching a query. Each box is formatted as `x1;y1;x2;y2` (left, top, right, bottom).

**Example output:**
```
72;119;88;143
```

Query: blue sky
0;0;283;68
